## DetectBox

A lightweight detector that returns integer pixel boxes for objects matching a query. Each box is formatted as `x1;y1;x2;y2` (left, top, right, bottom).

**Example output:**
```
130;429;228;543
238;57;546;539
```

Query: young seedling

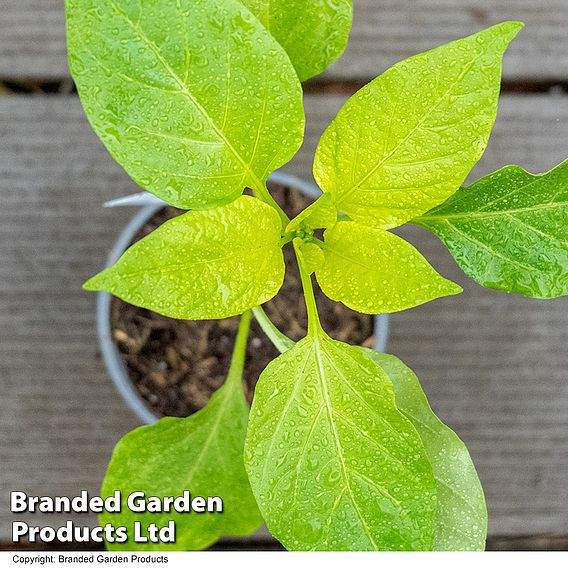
66;0;567;551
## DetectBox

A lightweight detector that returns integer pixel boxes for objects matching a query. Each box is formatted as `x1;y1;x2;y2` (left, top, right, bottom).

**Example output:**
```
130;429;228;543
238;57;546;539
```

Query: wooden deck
3;1;568;82
1;0;567;549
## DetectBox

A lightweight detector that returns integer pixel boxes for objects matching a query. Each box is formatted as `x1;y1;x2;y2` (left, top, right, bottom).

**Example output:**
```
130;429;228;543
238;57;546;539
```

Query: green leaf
245;333;437;551
84;196;285;319
313;22;523;229
286;193;337;234
100;312;263;550
315;220;461;314
65;0;304;210
363;350;487;551
241;0;353;81
415;161;568;298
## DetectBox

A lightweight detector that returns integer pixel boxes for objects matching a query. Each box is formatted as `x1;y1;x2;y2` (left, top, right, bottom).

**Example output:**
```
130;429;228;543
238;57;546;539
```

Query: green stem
253;181;290;228
294;240;323;337
252;307;295;354
226;310;252;388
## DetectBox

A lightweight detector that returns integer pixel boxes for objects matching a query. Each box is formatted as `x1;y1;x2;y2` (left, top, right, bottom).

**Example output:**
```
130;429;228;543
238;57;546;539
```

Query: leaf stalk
252;307;295;354
226;310;252;388
294;239;324;337
253;182;290;228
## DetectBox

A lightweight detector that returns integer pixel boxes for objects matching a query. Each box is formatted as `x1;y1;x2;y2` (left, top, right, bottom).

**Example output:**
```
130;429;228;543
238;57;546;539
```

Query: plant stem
226;310;252;388
252;306;295;354
253;181;290;228
294;239;323;337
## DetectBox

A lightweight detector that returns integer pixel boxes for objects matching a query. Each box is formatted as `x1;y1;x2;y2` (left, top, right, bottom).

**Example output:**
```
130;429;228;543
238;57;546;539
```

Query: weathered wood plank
0;93;567;540
329;0;568;82
1;1;568;82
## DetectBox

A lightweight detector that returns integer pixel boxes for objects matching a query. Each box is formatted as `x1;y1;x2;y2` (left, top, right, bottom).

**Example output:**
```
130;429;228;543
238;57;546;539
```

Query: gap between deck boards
2;78;568;97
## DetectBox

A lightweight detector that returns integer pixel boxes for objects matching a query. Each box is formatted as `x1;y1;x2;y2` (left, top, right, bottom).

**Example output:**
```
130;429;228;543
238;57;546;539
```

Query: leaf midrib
336;40;497;207
444;220;537;273
421;200;568;223
113;240;275;281
313;338;380;550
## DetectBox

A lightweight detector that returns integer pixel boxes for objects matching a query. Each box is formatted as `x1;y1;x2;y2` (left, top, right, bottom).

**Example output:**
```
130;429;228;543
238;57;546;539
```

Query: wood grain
0;93;567;540
2;1;568;82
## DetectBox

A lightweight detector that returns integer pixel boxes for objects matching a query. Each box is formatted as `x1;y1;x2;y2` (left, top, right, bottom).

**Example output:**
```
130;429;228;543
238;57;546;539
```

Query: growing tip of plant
285;193;337;235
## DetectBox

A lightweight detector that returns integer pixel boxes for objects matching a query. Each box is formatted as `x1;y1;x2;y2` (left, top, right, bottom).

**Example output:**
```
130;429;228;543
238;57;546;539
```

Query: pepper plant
66;0;568;552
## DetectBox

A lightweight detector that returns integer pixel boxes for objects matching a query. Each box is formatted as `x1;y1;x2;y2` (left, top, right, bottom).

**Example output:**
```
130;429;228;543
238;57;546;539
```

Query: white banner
3;552;567;568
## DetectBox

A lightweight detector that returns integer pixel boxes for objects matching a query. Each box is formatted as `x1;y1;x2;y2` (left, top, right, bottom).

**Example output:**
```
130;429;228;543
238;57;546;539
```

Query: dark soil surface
110;182;375;418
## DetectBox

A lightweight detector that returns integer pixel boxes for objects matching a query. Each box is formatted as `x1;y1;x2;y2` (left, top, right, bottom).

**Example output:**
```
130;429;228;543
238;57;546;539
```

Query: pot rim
96;171;390;425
